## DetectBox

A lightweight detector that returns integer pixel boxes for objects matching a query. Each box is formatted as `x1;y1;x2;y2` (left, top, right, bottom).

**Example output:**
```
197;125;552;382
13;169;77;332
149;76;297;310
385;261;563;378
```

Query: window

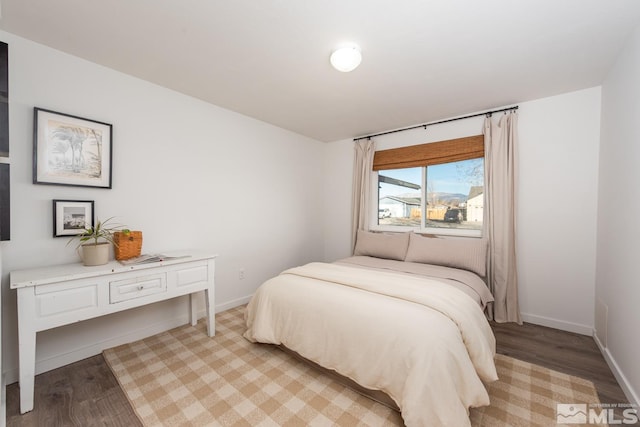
373;135;484;236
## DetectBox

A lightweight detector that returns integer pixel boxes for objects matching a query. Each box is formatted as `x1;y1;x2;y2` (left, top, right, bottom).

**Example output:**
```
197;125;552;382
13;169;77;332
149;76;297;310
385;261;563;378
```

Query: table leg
204;288;215;337
189;293;197;326
17;288;36;414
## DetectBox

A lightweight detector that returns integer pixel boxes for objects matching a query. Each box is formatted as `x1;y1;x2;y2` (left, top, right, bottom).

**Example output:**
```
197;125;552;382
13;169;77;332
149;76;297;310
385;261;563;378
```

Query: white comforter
244;262;498;427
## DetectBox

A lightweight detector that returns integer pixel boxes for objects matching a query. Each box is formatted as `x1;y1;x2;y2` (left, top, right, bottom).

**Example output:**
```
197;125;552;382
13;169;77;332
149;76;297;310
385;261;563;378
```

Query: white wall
0;24;620;403
324;87;602;335
0;31;325;382
517;88;601;334
596;23;640;406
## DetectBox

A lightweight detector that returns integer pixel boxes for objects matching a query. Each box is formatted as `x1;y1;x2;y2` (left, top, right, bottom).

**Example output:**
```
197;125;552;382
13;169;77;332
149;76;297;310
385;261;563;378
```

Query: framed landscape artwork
34;108;113;188
53;199;94;237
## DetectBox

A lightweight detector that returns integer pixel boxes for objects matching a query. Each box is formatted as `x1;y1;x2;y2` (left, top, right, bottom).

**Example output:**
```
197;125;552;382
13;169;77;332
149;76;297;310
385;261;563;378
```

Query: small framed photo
53;200;94;237
34;108;113;188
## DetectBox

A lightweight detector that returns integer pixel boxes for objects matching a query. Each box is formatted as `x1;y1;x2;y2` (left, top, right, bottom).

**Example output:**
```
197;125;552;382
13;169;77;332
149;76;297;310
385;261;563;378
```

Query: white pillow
353;230;410;261
404;233;487;276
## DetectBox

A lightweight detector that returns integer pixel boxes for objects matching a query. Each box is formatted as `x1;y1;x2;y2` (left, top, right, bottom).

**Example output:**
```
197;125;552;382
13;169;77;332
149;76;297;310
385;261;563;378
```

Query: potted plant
68;217;129;266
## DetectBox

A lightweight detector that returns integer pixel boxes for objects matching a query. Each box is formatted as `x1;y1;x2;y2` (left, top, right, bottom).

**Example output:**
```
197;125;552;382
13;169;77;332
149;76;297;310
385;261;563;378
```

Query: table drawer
110;273;166;303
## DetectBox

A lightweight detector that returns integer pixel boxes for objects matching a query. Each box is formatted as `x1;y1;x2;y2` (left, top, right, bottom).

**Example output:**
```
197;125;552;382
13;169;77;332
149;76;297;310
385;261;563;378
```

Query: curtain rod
353;105;519;141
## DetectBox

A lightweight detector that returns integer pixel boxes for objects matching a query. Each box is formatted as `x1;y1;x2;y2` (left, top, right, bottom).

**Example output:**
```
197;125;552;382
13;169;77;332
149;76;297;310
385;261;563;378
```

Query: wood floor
491;321;628;407
6;354;141;427
6;321;632;426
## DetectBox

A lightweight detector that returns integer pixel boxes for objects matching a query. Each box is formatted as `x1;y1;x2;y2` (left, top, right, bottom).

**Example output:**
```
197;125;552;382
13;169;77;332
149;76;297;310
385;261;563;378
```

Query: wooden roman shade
373;135;484;171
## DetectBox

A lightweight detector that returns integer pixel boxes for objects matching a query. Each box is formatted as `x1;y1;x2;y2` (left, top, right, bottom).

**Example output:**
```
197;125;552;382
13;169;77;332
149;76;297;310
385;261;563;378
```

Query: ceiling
1;1;640;142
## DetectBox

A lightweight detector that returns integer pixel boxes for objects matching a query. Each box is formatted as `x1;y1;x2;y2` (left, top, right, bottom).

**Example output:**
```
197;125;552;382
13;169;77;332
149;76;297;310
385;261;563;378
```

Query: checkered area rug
470;355;600;427
104;305;600;426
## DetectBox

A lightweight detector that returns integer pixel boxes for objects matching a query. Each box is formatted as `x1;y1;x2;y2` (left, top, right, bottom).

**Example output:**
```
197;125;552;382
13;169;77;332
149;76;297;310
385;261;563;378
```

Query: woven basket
113;231;143;260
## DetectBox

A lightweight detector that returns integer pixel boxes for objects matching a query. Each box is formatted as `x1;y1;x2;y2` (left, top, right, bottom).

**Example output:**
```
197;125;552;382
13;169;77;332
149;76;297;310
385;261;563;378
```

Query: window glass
375;158;483;233
377;167;422;227
425;158;483;231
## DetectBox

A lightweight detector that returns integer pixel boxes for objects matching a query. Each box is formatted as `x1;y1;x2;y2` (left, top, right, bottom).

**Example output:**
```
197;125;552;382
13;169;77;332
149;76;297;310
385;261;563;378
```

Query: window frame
370;168;483;237
369;135;486;238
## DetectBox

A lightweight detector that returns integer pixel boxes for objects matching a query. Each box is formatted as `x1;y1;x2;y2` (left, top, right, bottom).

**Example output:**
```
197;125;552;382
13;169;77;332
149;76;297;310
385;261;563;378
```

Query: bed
244;231;498;427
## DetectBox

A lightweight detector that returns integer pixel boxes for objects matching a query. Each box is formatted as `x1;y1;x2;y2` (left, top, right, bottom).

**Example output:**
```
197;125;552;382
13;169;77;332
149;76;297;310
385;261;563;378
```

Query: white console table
10;252;216;414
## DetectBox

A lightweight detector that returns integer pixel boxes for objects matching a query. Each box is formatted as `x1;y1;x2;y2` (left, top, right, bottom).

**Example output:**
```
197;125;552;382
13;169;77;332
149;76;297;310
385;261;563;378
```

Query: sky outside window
379;159;483;199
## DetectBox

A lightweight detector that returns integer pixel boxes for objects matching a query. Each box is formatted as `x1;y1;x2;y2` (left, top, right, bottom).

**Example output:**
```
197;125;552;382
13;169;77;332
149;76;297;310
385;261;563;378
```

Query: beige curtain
483;112;522;323
351;138;375;252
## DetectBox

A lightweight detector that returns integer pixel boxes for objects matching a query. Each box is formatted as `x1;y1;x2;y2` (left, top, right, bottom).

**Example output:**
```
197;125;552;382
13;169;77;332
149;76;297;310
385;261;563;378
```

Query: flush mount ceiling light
330;45;362;72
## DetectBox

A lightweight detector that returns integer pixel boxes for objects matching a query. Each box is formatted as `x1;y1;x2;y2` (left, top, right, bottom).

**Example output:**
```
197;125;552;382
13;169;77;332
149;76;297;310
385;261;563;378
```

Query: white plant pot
80;242;110;266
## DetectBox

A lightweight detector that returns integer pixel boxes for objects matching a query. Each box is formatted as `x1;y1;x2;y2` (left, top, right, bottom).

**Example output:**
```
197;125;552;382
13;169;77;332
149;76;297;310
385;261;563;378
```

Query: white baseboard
521;312;593;336
215;295;252;312
4;296;253;386
593;334;640;407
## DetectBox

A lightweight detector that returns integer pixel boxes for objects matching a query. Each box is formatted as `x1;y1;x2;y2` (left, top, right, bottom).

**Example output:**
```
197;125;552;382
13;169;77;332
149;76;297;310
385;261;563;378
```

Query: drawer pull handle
137;285;144;291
